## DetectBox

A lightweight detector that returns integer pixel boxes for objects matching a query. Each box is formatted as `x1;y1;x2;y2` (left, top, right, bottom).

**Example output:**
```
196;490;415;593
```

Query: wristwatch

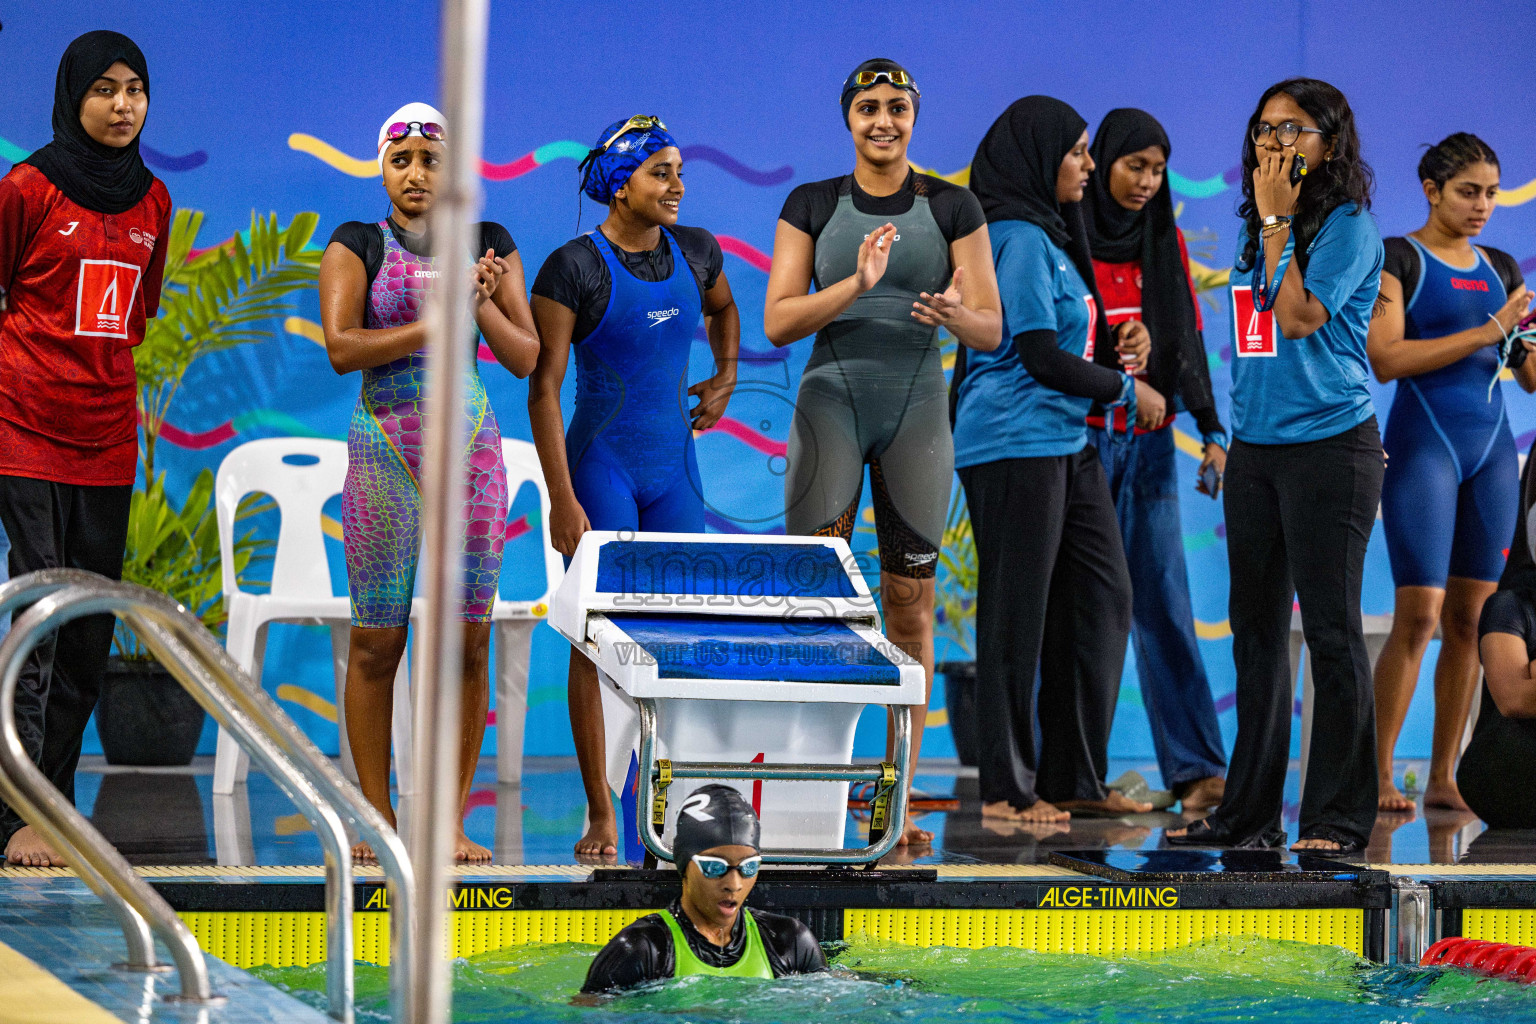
1261;215;1291;229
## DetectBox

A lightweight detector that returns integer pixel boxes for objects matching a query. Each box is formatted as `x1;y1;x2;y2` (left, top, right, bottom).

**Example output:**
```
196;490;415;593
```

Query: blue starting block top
595;541;859;599
606;613;903;686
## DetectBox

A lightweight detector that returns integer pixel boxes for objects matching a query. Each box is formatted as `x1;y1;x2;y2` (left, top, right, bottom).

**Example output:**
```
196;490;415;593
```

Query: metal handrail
634;697;913;864
0;571;417;1021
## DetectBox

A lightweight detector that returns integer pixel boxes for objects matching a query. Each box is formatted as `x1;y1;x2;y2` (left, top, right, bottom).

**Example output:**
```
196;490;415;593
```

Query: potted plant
933;487;979;767
97;210;317;766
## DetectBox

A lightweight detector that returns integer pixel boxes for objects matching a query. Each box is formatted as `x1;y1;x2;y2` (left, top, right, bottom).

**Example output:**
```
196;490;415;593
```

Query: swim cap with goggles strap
671;784;761;875
841;59;920;127
578;115;679;204
377;102;447;173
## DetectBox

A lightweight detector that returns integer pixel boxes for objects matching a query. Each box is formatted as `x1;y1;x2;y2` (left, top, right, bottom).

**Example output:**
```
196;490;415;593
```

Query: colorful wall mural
3;0;1535;772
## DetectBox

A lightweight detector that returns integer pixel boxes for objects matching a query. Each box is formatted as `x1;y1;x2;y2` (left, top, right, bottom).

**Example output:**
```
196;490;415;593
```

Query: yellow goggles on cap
599;115;667;153
851;69;919;94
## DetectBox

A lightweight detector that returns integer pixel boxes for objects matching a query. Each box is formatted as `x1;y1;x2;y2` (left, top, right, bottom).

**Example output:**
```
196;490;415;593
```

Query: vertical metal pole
411;1;489;1021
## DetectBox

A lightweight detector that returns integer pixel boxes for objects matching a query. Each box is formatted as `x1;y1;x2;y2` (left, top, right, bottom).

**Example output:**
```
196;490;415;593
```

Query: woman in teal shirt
954;96;1163;824
1171;78;1383;853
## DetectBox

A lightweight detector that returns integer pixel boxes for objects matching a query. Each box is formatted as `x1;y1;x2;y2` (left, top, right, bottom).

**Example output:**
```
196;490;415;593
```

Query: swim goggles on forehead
385;121;446;143
598;115;667;153
692;854;762;879
850;69;920;95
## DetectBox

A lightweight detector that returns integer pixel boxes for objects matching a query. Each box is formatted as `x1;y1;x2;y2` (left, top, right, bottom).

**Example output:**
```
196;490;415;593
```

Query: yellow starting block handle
869;762;897;834
651;759;673;827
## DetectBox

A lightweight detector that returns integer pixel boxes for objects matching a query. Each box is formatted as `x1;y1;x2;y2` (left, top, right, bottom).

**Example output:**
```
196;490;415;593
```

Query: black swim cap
841;58;920;128
672;784;761;874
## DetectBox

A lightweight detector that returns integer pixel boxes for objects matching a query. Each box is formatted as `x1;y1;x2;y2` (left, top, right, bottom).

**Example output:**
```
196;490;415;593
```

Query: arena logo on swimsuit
1451;277;1490;292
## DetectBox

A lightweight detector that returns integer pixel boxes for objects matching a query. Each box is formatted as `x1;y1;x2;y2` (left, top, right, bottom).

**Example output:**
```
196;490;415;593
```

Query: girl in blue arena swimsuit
529;116;740;858
1368;133;1534;814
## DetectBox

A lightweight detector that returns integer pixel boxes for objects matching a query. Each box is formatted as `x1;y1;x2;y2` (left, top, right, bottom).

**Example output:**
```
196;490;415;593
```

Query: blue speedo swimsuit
565;227;705;534
1381;237;1517;586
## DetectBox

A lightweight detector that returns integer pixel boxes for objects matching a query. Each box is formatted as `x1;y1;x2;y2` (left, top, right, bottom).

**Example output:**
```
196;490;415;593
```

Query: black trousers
959;448;1132;808
0;476;131;848
1212;420;1384;847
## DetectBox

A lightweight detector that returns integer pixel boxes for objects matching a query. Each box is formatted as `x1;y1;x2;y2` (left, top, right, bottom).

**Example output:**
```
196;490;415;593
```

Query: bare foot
896;819;933;847
455;833;492;864
1290;838;1342;852
4;826;65;867
352;839;378;864
1424;806;1480;863
1378;780;1415;813
1057;791;1154;816
1177;777;1225;812
575;816;619;859
1423;778;1472;812
983;799;1070;823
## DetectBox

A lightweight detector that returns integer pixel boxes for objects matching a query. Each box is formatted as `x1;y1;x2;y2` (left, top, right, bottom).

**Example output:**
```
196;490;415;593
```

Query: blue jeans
1091;425;1226;787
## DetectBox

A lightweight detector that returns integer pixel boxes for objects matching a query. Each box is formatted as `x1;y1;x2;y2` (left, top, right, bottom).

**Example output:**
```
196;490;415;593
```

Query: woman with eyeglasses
764;59;1003;845
1169;79;1383;853
1368;134;1533;816
953;96;1161;827
581;786;825;992
530;115;740;859
320;102;540;863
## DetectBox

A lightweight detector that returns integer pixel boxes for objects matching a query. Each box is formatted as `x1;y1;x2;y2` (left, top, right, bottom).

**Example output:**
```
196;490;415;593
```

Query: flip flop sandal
1108;770;1176;811
1164;817;1233;846
1290;826;1366;855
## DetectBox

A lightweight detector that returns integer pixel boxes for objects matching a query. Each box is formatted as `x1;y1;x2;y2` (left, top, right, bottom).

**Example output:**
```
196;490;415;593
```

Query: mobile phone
1290;152;1308;186
1199;463;1221;497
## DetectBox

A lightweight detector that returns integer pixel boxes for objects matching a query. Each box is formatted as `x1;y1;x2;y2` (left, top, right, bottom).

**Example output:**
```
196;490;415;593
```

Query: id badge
1230;284;1276;358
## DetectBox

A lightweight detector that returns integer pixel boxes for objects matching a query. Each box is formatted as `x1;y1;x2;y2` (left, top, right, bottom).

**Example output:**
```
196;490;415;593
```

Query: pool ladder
0;569;415;1023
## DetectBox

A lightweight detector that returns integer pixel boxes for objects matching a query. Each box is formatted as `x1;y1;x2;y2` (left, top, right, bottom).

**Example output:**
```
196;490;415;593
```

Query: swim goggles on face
385;121;446;143
1250;121;1326;147
692;854;763;880
850;69;920;95
597;115;667;153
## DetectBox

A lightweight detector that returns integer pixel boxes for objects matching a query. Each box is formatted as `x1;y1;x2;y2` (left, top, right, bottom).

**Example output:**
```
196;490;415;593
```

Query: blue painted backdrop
3;0;1534;775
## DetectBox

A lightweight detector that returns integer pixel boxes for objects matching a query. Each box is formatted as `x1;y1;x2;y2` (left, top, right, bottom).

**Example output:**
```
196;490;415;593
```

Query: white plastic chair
210;437;415;797
210;437;562;797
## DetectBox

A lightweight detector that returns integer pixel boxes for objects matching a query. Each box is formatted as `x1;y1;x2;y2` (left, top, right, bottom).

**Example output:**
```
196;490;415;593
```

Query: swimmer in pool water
580;786;827;992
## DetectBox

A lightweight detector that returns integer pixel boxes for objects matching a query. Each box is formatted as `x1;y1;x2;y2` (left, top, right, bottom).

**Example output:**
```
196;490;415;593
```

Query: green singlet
660;908;774;979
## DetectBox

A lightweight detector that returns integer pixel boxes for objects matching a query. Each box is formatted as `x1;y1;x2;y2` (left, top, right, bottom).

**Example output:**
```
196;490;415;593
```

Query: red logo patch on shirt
74;260;142;339
1450;277;1490;292
1230;284;1277;357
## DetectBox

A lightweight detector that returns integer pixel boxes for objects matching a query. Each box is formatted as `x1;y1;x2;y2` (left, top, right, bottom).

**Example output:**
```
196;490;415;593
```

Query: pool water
253;935;1536;1023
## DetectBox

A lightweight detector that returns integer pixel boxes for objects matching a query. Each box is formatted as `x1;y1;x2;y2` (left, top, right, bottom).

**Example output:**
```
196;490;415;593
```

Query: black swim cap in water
841;58;920;128
672;784;761;873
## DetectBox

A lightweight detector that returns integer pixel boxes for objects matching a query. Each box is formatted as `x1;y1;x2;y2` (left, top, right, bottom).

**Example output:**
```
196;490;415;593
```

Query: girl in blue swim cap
529;117;741;858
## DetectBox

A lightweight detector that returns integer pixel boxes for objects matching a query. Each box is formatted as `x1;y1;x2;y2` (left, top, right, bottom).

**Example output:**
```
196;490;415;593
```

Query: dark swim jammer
784;182;953;578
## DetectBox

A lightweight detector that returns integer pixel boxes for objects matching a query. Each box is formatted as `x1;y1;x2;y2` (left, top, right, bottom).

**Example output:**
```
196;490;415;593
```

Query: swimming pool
253;934;1536;1023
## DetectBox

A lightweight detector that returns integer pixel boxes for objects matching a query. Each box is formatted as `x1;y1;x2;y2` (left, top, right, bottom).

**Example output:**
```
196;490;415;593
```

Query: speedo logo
863;231;901;242
1451;277;1489;292
647;308;680;326
905;552;938;566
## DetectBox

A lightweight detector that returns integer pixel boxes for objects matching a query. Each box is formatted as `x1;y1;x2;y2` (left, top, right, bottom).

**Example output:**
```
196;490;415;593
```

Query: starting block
549;532;925;864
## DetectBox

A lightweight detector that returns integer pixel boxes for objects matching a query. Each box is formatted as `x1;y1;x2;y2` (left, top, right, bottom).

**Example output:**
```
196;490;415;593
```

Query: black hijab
23;31;154;215
1082;109;1214;425
954;96;1108;421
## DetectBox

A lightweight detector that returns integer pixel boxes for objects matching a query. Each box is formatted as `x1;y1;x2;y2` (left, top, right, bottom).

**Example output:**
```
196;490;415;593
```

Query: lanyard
1251;232;1295;313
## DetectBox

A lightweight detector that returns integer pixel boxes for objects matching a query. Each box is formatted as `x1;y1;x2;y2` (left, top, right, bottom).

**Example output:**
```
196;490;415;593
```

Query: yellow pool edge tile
0;939;123;1024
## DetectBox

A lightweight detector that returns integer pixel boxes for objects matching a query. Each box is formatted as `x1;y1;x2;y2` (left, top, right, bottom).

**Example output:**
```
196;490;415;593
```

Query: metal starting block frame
549;532;925;865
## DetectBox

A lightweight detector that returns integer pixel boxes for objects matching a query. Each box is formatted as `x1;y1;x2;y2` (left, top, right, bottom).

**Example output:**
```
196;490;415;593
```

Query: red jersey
0;163;170;485
1087;228;1203;434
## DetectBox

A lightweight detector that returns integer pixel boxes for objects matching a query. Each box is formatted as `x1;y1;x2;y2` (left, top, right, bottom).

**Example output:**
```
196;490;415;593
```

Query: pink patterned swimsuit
341;220;508;627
